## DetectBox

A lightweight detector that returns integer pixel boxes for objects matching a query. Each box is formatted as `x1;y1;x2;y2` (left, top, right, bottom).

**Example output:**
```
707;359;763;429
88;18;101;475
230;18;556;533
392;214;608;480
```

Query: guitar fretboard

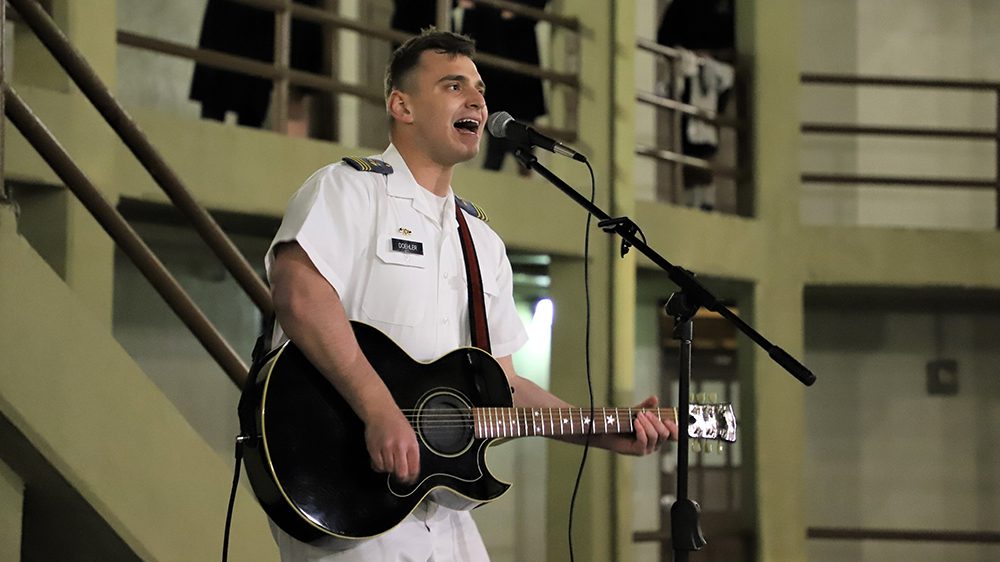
471;407;677;439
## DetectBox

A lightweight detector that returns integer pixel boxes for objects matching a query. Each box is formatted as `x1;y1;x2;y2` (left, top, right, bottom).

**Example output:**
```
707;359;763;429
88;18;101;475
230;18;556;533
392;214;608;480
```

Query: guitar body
238;322;513;546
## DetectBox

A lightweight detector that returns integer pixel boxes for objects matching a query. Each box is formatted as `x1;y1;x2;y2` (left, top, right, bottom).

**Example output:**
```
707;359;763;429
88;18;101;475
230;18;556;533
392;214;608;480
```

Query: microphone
486;111;587;163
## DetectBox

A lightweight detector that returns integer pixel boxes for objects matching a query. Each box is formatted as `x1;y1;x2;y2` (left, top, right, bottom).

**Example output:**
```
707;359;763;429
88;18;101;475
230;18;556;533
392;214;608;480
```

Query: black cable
567;161;598;562
223;436;246;562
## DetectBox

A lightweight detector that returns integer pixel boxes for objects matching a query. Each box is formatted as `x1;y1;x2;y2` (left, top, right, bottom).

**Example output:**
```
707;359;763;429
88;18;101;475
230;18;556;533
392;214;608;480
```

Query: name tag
391;238;424;255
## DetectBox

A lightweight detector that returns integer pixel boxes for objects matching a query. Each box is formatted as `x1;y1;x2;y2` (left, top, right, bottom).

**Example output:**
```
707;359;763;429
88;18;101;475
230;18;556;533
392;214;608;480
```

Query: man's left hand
604;395;678;456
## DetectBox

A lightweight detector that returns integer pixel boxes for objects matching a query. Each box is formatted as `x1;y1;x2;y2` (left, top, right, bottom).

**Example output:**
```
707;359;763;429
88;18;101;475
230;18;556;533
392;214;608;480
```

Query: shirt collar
380;144;457;227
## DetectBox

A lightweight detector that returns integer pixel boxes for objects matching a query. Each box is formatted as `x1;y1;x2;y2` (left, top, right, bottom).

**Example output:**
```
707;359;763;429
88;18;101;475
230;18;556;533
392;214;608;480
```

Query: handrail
800;71;1000;229
3;84;249;387
808;526;1000;544
10;0;273;316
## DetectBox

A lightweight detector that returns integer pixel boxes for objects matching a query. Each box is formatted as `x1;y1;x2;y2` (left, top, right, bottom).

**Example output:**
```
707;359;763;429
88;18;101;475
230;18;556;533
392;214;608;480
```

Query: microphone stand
512;149;815;561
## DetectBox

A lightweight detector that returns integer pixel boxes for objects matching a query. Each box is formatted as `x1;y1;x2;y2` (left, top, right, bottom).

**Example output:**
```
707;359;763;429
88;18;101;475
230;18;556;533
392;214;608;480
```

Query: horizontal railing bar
10;0;273;316
469;0;579;29
636;144;710;170
4;84;249;387
802;122;998;140
118;27;576;91
636;38;683;61
637;90;716;120
801;173;997;189
117;31;384;104
234;0;579;32
474;51;578;87
284;0;578;83
635;145;740;178
637;91;742;129
808;527;1000;544
240;0;407;43
801;73;1000;91
177;0;577;86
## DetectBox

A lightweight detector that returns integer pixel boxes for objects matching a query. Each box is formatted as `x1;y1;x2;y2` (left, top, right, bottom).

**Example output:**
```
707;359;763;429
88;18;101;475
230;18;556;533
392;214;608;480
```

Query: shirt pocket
465;264;501;321
361;235;430;327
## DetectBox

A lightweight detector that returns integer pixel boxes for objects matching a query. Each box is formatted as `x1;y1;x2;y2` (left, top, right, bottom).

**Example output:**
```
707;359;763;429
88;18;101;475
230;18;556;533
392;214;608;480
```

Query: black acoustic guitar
238;321;737;546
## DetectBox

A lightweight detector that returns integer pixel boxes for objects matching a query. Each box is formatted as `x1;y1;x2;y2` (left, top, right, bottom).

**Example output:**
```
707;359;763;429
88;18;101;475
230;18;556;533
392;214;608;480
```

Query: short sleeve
485;237;529;358
265;165;375;301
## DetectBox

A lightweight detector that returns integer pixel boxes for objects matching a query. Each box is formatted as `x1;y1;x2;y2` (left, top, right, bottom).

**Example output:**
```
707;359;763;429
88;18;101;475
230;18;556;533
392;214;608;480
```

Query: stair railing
4;0;269;387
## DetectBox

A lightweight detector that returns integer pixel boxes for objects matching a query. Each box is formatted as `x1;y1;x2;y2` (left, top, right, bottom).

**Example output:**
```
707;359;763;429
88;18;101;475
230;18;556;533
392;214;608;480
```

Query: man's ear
387;90;414;124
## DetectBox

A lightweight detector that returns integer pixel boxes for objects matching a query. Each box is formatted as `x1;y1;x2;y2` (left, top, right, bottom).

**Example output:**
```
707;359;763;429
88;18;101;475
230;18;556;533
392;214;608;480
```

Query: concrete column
54;0;121;324
545;256;614;562
737;0;809;559
610;1;644;559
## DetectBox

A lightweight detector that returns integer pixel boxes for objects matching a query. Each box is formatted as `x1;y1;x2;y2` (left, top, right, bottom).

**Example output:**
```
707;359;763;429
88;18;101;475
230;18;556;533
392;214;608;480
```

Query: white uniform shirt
263;144;528;561
266;144;528;361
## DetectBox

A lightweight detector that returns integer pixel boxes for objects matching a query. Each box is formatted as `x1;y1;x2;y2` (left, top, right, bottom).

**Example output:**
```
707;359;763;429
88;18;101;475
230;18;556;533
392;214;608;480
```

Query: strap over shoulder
454;196;489;223
341;156;393;175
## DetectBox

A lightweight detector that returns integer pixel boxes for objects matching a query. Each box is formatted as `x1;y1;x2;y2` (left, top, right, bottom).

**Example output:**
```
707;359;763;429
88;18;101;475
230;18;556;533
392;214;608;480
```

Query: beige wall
0;461;23;562
805;296;1000;561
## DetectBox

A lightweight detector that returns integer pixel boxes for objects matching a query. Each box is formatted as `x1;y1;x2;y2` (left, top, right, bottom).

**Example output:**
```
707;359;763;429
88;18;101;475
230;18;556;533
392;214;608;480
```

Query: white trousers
271;502;490;562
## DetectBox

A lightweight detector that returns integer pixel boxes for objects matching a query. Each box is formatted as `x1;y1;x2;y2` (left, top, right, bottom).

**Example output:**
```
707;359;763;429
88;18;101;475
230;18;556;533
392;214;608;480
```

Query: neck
471;406;677;439
393;138;454;197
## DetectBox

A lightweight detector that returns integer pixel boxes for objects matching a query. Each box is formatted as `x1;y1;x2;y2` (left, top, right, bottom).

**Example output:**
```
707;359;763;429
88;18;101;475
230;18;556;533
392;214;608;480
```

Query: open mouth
453;118;480;134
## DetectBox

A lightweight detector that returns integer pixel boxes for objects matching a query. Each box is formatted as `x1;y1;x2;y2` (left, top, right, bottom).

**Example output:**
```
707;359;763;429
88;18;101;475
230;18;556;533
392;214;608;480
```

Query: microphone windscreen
487;111;513;139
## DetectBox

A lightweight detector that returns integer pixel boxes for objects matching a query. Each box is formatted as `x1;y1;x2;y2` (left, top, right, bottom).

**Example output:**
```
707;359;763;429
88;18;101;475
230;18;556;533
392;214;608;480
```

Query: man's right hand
364;407;421;484
270;243;422;484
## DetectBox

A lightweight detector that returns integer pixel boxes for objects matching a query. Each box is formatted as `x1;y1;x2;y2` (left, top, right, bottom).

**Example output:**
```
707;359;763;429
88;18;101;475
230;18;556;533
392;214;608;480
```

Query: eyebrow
437;74;486;92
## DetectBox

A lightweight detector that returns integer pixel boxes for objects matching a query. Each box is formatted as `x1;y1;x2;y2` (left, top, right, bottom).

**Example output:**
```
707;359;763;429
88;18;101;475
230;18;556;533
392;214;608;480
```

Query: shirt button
442;316;449;325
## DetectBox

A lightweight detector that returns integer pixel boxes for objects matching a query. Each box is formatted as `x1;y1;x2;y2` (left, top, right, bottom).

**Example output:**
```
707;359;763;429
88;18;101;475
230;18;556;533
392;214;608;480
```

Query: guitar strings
387;408;682;433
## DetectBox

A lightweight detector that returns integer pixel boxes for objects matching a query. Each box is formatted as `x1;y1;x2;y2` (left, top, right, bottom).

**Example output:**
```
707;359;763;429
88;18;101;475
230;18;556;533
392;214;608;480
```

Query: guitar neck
471;407;677;439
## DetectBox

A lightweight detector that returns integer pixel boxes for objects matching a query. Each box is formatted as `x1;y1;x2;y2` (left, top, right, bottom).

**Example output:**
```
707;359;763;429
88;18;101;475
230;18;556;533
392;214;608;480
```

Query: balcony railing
801;73;1000;230
116;0;580;144
635;38;750;216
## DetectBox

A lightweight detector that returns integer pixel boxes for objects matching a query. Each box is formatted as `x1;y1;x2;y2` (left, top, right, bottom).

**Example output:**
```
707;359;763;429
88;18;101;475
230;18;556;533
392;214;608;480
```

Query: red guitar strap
454;204;492;354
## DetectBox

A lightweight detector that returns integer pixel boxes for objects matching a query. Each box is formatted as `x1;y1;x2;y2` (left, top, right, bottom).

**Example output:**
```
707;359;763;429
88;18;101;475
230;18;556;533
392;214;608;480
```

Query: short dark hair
384;28;476;99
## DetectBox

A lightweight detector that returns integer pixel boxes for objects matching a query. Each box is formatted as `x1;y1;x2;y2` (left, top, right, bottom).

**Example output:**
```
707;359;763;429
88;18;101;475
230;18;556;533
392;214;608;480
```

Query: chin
453;144;480;164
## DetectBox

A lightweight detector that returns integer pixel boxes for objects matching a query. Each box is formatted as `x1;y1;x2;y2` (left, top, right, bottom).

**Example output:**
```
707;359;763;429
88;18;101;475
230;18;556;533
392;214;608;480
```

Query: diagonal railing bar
4;83;249;387
8;0;272;316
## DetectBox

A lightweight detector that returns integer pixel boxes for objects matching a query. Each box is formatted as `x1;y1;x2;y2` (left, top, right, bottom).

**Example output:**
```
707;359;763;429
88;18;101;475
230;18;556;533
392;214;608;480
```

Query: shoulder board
341;156;393;175
455;196;489;223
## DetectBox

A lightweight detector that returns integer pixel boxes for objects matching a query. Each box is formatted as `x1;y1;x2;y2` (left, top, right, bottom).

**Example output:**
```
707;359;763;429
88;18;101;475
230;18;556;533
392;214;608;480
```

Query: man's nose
467;89;485;108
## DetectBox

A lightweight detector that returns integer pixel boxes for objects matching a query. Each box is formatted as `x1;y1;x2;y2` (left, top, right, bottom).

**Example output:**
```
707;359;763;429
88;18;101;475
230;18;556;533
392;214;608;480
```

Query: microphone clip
598;216;641;257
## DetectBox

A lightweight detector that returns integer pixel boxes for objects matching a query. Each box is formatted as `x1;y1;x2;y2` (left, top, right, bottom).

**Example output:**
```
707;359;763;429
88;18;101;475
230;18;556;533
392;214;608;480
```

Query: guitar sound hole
418;393;473;456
